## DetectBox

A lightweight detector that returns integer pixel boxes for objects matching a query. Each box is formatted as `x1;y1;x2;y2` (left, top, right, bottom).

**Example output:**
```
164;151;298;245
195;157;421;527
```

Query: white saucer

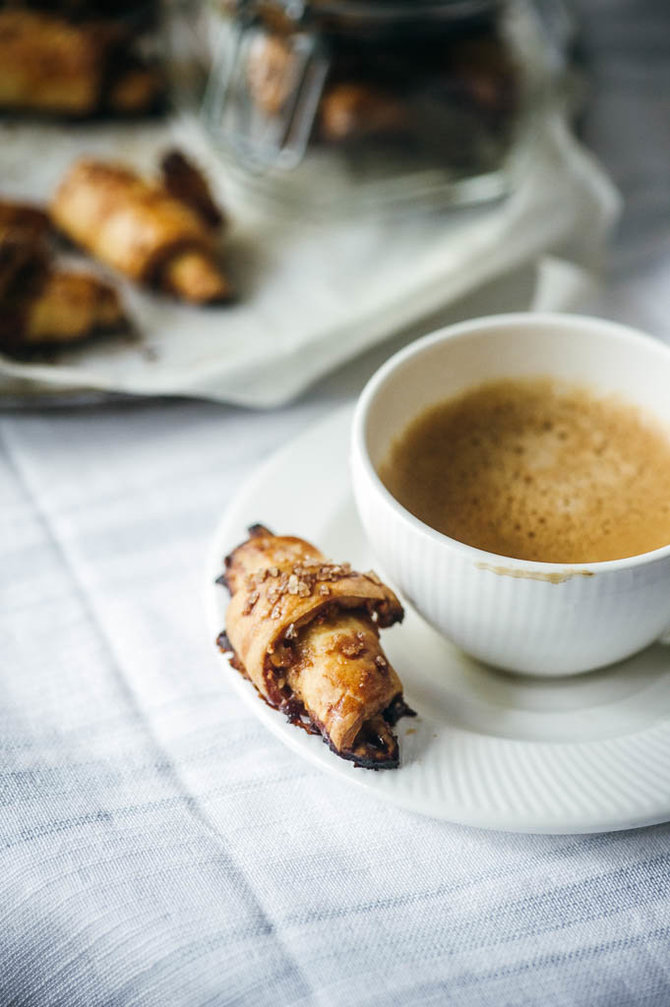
206;405;670;833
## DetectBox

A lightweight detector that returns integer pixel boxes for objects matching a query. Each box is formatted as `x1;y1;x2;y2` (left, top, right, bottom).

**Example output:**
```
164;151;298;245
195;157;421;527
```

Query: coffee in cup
379;376;670;564
351;313;670;675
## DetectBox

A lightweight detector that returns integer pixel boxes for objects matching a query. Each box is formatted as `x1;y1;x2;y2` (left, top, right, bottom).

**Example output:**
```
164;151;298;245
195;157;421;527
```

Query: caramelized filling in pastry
51;157;231;304
218;525;415;769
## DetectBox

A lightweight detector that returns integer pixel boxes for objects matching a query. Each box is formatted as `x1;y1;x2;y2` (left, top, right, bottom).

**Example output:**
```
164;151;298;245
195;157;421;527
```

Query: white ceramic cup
351;312;670;676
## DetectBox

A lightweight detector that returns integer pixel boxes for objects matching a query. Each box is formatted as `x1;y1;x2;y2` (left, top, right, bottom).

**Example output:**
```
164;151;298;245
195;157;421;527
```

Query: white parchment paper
0;111;618;407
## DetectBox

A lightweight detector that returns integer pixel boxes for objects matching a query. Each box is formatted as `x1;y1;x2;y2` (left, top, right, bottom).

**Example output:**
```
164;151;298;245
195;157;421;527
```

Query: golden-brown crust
219;525;412;769
223;525;403;679
285;609;403;752
51;158;210;282
50;157;229;302
163;250;231;304
21;270;124;345
0;10;105;115
0;267;125;350
0;10;162;117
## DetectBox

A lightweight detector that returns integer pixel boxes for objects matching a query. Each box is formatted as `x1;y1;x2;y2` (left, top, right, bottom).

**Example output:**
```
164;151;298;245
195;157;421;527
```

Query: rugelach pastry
0;10;162;117
0;198;125;350
51;156;231;304
0;199;50;299
0;269;125;349
217;525;414;769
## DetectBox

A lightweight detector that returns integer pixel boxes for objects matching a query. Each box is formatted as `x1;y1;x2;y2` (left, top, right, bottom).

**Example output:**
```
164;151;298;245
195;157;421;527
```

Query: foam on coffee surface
380;377;670;563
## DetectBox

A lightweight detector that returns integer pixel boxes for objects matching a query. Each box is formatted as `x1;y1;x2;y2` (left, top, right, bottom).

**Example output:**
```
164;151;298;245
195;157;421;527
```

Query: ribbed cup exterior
350;312;670;678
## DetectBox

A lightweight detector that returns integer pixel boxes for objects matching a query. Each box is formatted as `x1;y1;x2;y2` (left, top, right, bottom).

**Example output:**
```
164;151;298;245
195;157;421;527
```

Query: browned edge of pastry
160;150;225;231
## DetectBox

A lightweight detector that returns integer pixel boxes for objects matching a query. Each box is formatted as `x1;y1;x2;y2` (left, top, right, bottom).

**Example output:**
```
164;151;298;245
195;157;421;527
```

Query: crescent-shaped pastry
51;158;230;304
0;10;162;117
217;525;414;769
0;198;126;350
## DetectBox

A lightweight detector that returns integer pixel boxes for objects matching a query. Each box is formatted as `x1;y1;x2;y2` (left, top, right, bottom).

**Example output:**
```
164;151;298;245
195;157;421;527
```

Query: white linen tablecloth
2;1;670;1003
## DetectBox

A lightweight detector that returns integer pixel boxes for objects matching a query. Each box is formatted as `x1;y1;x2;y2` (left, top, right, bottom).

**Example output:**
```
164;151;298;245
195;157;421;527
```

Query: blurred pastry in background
51;152;231;303
318;83;409;144
0;9;163;116
1;270;125;349
448;36;518;120
0;147;230;353
0;198;126;351
246;32;294;118
0;199;50;297
204;0;526;213
160;149;226;231
244;32;410;144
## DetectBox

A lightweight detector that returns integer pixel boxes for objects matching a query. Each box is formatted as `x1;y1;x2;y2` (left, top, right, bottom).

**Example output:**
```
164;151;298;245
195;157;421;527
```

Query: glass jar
164;0;567;216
